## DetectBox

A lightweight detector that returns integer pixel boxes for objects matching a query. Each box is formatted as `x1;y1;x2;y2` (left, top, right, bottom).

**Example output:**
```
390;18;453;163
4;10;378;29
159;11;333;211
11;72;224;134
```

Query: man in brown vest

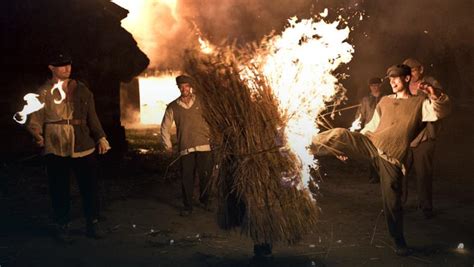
27;52;111;242
161;75;213;216
312;64;451;256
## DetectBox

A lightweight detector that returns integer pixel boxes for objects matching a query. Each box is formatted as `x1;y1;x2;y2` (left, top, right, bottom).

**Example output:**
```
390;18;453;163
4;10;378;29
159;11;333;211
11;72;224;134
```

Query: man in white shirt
312;64;450;256
161;75;213;216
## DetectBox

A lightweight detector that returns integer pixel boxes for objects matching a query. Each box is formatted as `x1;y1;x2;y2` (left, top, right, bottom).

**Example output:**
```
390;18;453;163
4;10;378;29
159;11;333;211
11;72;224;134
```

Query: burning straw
181;12;354;244
182;46;319;244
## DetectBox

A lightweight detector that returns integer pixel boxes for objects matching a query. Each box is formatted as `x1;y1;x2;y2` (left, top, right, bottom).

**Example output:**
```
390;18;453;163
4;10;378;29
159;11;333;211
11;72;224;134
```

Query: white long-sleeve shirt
160;94;211;155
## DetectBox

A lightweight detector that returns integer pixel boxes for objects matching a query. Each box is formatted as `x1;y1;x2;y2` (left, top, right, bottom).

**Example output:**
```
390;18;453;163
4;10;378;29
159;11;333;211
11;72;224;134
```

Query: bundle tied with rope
182;45;319;245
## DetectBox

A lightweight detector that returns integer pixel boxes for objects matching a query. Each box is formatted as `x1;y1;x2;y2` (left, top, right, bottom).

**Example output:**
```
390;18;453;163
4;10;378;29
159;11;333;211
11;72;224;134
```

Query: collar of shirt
177;94;196;109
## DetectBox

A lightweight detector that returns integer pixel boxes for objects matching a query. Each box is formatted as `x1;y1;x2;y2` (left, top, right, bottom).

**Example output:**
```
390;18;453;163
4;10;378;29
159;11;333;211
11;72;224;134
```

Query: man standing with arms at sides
161;75;213;217
312;64;450;256
27;52;111;242
403;58;444;219
355;77;385;183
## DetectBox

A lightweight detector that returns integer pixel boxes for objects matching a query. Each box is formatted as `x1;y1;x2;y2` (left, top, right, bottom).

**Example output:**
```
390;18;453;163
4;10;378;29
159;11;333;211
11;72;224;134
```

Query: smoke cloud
114;0;472;98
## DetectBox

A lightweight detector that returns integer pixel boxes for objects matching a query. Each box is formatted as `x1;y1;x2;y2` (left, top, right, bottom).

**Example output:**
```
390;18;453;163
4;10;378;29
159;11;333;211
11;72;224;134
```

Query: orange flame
247;14;354;189
198;36;214;54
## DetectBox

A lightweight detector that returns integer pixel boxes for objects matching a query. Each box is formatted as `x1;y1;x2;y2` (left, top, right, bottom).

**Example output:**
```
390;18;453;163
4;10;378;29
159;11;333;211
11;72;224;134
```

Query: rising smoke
115;0;472;98
115;0;361;70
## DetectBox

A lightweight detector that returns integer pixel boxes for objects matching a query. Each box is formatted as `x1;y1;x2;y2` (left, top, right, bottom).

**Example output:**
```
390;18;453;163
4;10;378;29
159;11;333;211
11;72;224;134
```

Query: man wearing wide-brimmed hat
312;64;451;256
27;51;111;242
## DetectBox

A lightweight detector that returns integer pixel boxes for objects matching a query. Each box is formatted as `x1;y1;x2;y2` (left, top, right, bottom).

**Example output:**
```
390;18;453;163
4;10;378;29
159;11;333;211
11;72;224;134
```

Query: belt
46;119;86;125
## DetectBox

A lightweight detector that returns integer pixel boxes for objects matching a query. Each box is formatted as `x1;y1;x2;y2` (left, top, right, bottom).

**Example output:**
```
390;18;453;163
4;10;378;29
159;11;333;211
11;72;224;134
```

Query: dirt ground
1;104;473;267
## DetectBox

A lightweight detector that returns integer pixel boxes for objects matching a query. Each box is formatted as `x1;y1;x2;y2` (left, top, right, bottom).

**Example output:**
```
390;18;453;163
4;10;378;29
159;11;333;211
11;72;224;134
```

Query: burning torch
13;93;45;124
13;80;67;125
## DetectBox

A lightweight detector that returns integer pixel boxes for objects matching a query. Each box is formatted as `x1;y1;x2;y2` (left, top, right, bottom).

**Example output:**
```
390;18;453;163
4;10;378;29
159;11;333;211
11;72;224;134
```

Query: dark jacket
71;80;106;152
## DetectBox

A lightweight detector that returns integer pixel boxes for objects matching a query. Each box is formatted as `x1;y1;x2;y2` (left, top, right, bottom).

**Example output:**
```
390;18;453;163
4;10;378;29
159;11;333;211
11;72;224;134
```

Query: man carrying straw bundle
312;64;451;256
182;49;319;260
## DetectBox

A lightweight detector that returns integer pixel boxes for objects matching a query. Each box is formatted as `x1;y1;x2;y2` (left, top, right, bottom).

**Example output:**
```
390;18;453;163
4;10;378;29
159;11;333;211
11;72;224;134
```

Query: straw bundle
183;46;319;244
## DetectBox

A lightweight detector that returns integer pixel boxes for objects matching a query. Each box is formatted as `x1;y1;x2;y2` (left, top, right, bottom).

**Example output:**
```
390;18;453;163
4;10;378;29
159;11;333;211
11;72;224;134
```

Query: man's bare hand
97;138;111;154
419;82;441;99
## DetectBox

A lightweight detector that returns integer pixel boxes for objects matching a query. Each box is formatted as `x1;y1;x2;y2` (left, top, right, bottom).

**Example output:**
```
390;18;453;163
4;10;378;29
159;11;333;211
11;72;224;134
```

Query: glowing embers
138;74;180;125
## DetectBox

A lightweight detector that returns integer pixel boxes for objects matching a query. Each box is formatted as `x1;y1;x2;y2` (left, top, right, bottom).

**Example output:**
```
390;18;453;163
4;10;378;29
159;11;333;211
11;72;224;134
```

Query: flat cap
176;75;194;85
402;58;422;69
49;52;72;67
386;64;411;77
368;77;382;85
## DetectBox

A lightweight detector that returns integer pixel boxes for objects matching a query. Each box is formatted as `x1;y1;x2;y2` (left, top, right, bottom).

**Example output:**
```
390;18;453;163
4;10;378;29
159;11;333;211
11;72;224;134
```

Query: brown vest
366;95;425;162
168;97;210;151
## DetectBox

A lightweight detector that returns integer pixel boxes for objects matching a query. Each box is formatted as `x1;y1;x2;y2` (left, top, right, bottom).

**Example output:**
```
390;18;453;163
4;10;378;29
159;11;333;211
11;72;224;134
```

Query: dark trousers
313;128;406;246
180;151;213;210
406;140;435;211
45;153;99;225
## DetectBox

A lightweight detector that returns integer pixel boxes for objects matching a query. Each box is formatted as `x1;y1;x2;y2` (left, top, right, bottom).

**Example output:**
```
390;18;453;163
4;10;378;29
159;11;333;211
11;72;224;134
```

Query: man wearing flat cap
355;77;385;183
161;75;213;216
312;64;451;256
403;58;443;219
27;51;110;242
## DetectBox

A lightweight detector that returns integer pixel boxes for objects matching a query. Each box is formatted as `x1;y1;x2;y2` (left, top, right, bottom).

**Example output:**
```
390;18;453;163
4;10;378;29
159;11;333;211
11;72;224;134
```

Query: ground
1;104;473;267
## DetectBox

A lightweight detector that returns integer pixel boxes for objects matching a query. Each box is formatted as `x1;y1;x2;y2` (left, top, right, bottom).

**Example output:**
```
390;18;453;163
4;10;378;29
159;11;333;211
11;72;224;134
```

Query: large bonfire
183;14;354;244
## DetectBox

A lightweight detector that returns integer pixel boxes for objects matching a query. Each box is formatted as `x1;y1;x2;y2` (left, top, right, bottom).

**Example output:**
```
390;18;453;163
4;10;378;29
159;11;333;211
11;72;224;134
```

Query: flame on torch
50;80;66;104
349;114;362;132
14;80;68;124
13;93;45;124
